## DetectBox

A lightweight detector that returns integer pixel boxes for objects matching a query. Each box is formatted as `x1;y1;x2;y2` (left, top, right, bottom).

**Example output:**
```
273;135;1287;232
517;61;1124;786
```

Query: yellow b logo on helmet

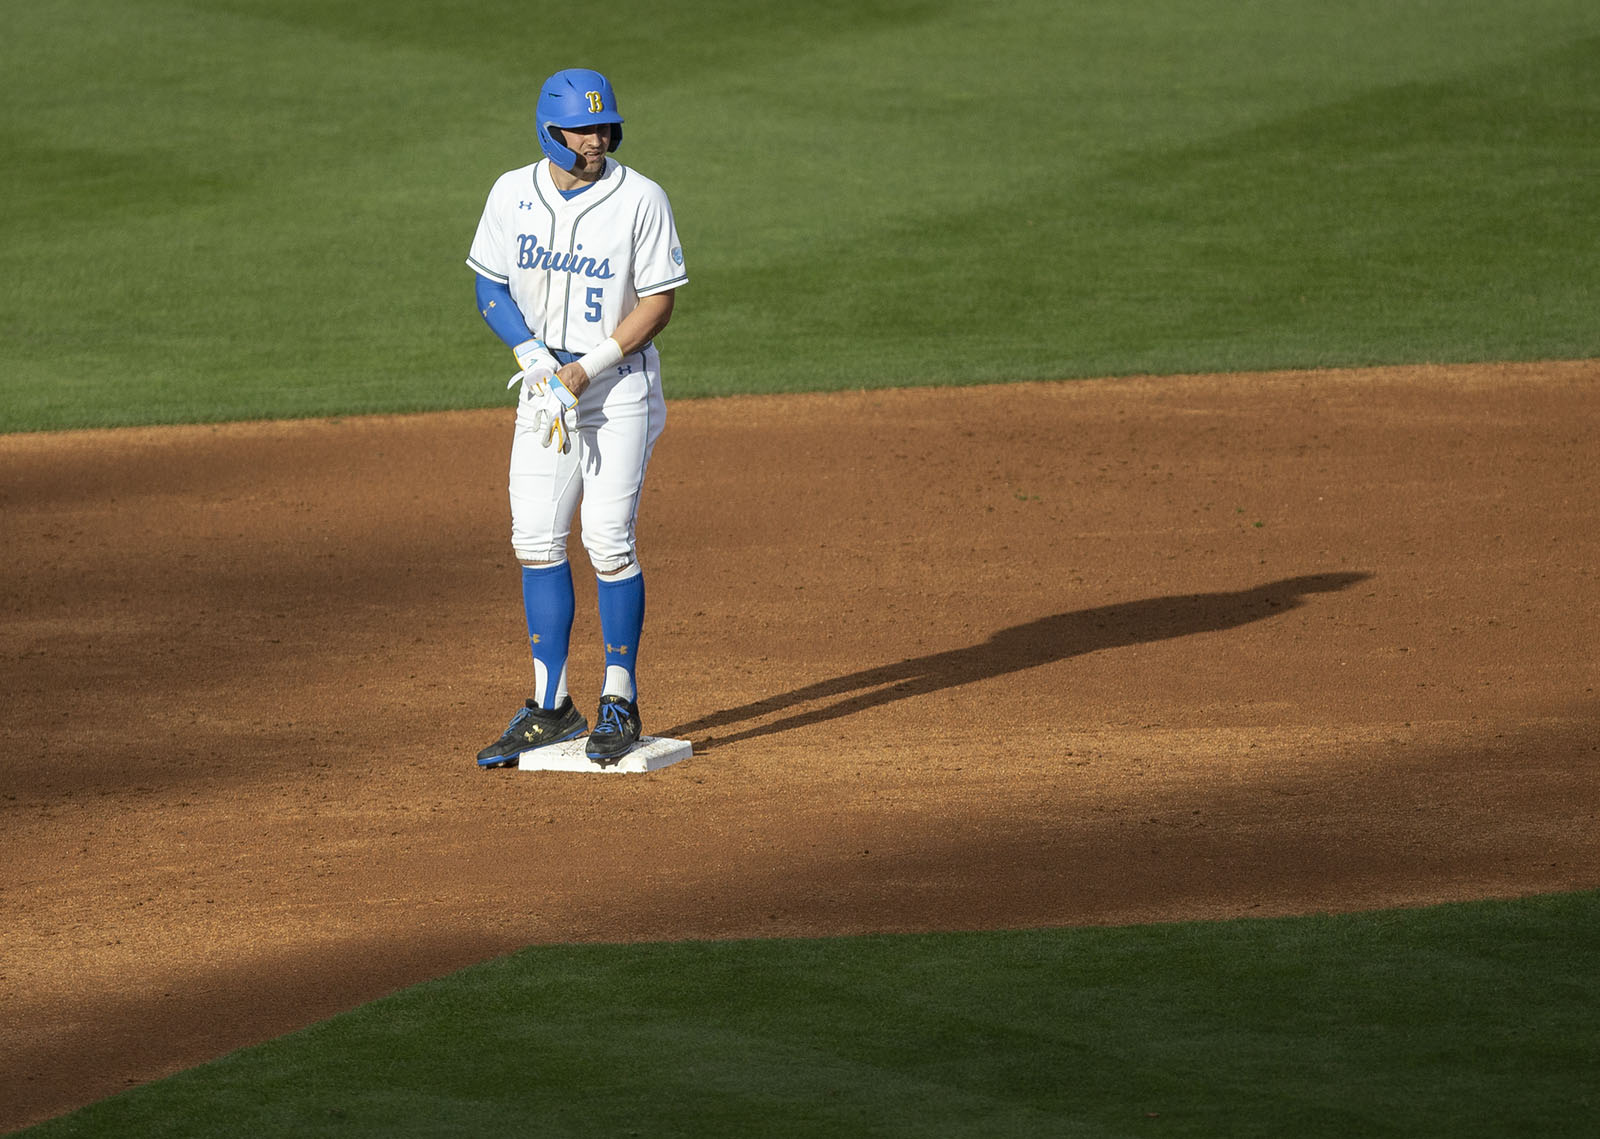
586;91;604;113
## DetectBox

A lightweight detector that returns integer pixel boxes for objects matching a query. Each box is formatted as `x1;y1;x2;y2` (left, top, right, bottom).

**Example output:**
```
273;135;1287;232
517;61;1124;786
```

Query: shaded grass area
23;891;1600;1137
3;2;1599;428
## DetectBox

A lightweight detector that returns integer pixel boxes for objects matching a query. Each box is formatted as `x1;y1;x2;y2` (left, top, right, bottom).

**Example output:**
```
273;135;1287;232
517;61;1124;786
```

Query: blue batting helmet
536;68;624;169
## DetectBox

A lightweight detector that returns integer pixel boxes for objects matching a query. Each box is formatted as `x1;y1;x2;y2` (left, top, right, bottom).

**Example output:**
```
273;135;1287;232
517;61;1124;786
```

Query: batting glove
528;375;579;453
513;337;560;378
505;337;561;396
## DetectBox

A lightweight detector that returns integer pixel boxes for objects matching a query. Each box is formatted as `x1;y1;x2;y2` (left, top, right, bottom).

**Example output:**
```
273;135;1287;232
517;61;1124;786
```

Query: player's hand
528;376;579;453
513;337;561;377
555;360;591;398
506;338;560;394
506;364;553;393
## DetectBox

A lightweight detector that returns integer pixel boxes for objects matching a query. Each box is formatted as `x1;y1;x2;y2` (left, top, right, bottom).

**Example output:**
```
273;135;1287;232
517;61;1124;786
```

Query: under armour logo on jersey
518;200;536;210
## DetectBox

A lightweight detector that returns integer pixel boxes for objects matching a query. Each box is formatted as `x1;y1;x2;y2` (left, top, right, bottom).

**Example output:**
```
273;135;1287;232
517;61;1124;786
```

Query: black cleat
476;697;588;768
585;695;642;767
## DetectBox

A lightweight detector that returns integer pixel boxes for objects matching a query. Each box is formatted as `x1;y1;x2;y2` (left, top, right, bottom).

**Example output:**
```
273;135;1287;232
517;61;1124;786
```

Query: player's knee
513;541;566;565
586;543;637;576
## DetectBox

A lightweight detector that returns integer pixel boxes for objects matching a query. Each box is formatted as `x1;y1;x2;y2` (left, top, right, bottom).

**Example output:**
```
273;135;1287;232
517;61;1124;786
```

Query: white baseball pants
507;345;666;572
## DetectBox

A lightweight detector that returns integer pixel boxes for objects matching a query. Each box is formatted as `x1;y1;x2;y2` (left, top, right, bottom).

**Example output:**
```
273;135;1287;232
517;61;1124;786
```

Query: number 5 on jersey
585;286;603;322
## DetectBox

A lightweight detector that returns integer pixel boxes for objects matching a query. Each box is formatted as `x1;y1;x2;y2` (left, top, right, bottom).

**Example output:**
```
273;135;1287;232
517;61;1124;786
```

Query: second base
513;735;692;774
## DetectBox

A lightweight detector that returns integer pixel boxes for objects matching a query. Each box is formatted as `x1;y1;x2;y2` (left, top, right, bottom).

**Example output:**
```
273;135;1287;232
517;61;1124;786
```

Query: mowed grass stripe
3;2;1598;428
22;892;1600;1138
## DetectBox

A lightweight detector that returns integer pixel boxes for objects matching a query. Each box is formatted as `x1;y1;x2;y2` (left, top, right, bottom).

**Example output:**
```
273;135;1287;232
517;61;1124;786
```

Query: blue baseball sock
595;564;645;702
521;562;575;709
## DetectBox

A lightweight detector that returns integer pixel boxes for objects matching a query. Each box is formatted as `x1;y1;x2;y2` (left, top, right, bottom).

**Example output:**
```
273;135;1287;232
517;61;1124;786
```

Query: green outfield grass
2;0;1597;429
22;892;1600;1138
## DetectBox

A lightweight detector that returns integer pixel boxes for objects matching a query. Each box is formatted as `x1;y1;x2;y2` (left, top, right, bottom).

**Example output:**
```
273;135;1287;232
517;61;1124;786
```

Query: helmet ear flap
538;123;576;168
537;119;579;169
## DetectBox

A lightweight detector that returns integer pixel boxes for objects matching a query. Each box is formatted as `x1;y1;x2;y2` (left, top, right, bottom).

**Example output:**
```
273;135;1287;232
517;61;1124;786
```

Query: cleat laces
594;701;630;736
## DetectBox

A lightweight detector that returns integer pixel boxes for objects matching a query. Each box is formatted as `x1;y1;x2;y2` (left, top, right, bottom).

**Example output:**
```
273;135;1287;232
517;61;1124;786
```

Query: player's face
557;123;613;180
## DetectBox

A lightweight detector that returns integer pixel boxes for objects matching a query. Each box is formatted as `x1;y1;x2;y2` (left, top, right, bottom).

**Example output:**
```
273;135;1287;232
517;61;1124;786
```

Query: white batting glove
527;375;579;453
513;337;560;377
505;337;560;394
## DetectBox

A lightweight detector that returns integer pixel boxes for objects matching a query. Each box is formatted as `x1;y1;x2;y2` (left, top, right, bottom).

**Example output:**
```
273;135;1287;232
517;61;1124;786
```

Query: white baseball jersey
466;157;686;355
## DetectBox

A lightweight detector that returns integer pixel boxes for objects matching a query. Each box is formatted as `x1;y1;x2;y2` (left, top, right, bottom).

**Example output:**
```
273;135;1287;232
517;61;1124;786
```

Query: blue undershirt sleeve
475;273;538;350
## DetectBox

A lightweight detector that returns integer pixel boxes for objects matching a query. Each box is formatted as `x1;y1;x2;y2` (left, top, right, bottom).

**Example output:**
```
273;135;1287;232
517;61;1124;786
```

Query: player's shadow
662;571;1371;750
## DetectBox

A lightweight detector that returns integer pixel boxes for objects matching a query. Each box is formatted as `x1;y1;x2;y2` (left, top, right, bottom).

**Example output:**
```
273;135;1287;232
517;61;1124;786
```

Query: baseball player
466;67;686;768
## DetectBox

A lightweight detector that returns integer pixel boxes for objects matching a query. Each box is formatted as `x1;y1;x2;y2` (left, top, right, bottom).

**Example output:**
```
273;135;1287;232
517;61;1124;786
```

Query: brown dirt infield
3;361;1597;1130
